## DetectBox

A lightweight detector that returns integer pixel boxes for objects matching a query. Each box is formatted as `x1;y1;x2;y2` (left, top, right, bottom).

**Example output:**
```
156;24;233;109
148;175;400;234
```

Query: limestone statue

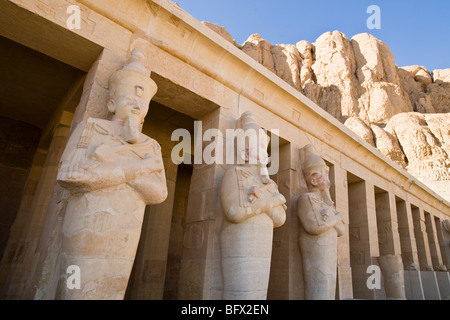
220;111;286;300
378;254;406;300
297;144;345;300
55;49;168;299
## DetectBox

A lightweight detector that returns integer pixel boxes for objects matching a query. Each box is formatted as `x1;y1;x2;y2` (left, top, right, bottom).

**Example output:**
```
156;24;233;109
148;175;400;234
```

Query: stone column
397;200;424;300
411;206;441;299
348;180;380;299
2;125;70;298
411;207;433;270
267;142;297;300
177;109;234;300
0;148;46;298
374;191;406;299
436;219;450;268
125;155;178;299
378;254;406;300
375;191;402;257
424;212;444;269
424;213;449;299
396;200;420;269
331;166;352;300
434;218;450;299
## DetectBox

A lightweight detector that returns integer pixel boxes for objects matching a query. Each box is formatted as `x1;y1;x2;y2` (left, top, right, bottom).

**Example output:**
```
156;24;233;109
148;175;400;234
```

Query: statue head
107;49;158;143
237;111;271;182
302;144;333;204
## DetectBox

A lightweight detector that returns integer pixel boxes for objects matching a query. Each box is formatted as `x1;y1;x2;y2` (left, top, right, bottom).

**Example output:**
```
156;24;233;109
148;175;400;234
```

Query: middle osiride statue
297;144;345;300
220;111;286;300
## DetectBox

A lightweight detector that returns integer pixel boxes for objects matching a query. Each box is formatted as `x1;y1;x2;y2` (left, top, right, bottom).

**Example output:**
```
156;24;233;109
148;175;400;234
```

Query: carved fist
247;186;262;203
268;205;286;228
89;144;115;162
272;193;286;208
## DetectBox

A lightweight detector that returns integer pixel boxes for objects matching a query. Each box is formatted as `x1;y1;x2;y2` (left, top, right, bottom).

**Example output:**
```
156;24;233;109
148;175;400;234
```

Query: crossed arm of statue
221;168;286;227
57;119;165;199
297;194;345;236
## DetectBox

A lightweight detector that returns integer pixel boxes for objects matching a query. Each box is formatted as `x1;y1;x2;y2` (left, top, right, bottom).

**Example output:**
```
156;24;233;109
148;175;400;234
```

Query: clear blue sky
176;0;449;72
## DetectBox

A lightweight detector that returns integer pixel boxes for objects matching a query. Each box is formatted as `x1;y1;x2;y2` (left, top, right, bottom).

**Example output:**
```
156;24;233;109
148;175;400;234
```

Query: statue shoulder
71;118;112;137
299;192;321;202
137;135;162;154
221;166;239;182
298;192;322;209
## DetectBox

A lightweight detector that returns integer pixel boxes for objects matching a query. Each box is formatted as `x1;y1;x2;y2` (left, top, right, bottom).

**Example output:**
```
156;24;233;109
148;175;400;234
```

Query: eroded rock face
399;65;436;114
208;24;450;201
385;113;450;188
351;33;413;124
370;124;407;169
271;44;302;90
201;21;239;47
428;69;450;113
241;34;276;72
344;117;375;147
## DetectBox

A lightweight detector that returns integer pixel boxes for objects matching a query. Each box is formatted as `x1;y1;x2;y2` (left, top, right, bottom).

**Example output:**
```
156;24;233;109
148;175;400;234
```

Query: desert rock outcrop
203;22;450;201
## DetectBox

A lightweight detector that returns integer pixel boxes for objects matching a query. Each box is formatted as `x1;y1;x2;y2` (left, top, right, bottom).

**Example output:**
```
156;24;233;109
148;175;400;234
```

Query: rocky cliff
203;22;450;201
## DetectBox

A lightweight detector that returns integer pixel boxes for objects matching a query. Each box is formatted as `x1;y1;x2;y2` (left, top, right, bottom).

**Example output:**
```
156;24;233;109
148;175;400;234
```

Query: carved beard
123;113;141;144
259;164;271;184
322;188;334;206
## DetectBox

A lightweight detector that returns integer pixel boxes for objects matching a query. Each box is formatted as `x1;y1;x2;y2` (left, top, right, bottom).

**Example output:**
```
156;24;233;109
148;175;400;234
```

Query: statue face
108;75;154;143
307;166;330;191
109;83;150;124
247;134;269;166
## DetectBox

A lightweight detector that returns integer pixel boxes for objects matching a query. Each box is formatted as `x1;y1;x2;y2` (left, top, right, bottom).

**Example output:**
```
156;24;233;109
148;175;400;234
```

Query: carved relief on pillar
55;49;168;299
219;111;286;300
297;144;345;300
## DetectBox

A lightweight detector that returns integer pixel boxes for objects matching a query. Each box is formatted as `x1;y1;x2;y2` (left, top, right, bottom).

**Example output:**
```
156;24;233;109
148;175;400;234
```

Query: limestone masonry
0;0;449;300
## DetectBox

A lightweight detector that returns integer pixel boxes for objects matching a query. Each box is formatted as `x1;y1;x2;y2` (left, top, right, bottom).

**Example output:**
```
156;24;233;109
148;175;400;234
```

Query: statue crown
302;144;327;173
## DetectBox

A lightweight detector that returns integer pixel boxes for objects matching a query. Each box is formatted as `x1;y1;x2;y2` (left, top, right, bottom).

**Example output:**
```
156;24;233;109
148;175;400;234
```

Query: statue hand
58;148;93;183
268;205;286;228
248;186;262;199
272;193;286;208
334;217;346;237
89;144;115;162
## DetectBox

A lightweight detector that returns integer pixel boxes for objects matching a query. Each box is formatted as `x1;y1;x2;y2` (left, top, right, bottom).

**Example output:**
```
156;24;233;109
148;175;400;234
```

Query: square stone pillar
436;218;450;268
331;166;353;300
375;191;402;257
267;142;304;300
348;180;381;300
177;109;234;300
396;200;420;269
125;155;178;299
0;147;46;298
7;125;70;297
411;206;433;270
424;212;443;269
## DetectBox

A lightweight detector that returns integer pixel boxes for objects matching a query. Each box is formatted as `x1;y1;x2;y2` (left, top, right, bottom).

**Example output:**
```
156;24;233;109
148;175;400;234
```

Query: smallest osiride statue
297;144;345;300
